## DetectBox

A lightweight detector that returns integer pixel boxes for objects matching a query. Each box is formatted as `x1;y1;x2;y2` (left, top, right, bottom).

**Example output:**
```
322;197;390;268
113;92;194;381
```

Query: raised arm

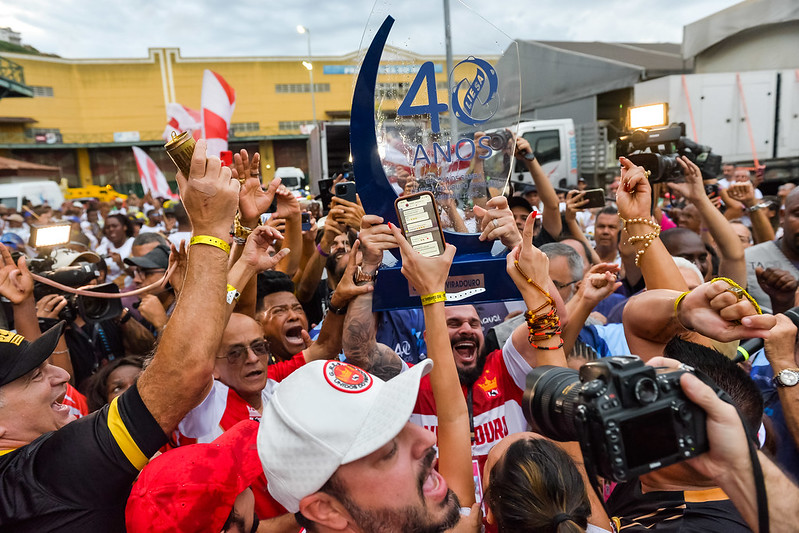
563;190;601;264
561;265;621;355
340;215;403;380
135;139;240;434
508;213;568;369
272;186;303;277
516;136;562;239
669;156;747;286
389;222;475;508
301;241;372;363
727;181;775;245
763;314;799;449
623;279;776;360
617;156;687;292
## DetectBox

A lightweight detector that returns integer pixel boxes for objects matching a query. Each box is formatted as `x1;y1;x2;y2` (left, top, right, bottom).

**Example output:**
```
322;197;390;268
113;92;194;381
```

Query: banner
132;146;178;199
201;70;236;157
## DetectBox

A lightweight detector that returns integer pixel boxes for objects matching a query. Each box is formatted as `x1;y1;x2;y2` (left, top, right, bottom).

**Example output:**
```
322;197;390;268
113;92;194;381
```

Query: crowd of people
0;134;798;533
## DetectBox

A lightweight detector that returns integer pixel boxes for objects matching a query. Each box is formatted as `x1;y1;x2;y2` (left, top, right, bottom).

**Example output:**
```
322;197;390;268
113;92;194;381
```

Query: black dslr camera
30;258;122;324
618;124;722;183
522;356;708;482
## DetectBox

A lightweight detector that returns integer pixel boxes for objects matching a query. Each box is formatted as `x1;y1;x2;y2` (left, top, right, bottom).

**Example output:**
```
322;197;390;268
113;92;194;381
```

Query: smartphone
581;188;606;209
301;212;311;231
334;181;357;204
318;178;335;211
704;183;720;199
394;191;446;258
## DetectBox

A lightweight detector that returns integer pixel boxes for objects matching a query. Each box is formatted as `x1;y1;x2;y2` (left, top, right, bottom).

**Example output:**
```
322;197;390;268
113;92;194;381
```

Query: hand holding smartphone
394;192;446;257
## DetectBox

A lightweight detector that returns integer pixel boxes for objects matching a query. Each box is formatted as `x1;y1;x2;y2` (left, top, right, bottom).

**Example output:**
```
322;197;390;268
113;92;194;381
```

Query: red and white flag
162;103;202;142
201;70;236;157
132;146;178;199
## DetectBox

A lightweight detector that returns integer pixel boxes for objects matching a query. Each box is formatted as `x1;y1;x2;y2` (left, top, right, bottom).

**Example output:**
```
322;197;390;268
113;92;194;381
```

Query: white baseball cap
257;359;433;512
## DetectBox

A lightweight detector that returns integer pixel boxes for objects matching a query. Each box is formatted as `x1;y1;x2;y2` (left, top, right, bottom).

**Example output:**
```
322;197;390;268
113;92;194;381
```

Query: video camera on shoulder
30;257;122;324
522;355;709;482
618;123;722;183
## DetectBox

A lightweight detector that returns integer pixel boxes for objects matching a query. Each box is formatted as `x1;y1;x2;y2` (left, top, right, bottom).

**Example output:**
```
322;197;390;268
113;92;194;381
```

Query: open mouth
421;458;448;502
244;369;264;379
453;340;477;365
51;391;68;414
284;325;305;346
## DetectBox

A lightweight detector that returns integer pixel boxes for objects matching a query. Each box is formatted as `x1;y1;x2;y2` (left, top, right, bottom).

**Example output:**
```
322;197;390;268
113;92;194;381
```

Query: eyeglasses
129;267;166;279
552;279;579;290
216;339;270;365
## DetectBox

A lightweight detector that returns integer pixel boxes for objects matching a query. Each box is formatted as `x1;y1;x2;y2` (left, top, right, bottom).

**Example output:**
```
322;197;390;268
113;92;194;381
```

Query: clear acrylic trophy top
356;0;522;235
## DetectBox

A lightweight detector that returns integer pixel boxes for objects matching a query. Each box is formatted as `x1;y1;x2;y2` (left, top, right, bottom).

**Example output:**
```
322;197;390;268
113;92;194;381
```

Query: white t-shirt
95;236;134;280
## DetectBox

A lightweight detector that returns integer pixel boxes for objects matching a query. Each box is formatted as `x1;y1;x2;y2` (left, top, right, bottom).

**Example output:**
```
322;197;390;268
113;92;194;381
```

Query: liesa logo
324;361;373;394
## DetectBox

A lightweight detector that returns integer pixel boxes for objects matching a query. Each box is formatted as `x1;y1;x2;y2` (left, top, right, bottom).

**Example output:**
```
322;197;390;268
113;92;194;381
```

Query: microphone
733;306;799;364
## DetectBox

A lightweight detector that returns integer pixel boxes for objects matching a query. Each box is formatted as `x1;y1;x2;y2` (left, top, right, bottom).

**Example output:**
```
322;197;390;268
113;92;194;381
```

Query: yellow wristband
674;291;692;330
190;235;231;255
421;291;447;306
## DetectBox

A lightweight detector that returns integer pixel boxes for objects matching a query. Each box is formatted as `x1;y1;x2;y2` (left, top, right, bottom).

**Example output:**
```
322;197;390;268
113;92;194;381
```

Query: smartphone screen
301;212;311;231
394;192;446;257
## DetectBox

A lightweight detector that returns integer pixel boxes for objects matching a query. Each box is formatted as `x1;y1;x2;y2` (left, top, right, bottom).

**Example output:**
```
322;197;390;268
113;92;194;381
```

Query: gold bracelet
189;235;231;255
421;291;447;306
624;218;661;267
233;213;254;240
710;277;763;315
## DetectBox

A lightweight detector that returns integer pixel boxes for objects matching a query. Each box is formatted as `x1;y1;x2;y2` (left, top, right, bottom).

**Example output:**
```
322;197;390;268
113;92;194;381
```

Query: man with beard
257;359;462;533
343;207;565;474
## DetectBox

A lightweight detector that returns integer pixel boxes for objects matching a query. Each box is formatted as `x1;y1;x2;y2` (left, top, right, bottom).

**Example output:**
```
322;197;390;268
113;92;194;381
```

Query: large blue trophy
350;5;522;310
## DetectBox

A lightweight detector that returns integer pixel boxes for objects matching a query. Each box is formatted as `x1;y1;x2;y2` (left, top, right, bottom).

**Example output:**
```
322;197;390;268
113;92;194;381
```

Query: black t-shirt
607;478;752;532
0;384;167;532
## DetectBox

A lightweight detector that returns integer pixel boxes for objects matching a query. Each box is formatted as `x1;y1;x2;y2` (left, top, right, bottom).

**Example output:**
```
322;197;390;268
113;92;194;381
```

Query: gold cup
164;131;196;178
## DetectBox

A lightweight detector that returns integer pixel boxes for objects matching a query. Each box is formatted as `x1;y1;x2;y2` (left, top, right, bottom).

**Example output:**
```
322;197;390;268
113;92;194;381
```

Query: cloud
0;0;737;58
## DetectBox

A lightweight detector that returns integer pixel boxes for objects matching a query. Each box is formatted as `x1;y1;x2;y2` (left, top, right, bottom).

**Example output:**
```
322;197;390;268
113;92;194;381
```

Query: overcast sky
1;0;739;59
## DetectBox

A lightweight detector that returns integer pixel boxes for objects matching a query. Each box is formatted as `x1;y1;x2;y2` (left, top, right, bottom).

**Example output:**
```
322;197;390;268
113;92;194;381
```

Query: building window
278;121;305;131
31;86;54;97
275;83;330;93
230;122;260;136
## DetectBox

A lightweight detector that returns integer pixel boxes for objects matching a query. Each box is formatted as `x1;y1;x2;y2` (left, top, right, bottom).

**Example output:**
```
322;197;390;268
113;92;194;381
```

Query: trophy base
372;251;520;311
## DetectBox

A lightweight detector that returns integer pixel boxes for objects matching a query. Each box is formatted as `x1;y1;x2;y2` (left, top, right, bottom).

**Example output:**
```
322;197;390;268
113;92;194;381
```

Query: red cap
126;421;262;533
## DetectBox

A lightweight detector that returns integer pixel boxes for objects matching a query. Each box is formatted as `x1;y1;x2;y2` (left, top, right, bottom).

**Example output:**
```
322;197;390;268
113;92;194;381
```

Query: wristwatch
773;368;799;387
353;266;378;285
748;202;769;213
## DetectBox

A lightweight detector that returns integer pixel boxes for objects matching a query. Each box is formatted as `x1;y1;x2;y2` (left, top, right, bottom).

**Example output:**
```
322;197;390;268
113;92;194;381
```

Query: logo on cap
0;329;24;346
323;361;373;394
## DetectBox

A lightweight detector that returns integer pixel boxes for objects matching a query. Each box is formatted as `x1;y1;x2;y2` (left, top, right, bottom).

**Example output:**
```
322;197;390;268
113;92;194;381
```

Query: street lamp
296;25;318;135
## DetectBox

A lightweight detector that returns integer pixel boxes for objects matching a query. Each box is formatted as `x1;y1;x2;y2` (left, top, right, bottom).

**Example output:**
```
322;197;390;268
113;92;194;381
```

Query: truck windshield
514;130;561;172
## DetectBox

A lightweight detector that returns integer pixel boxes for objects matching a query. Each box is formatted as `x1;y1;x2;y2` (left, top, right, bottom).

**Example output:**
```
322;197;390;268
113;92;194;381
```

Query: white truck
492;119;617;189
633;70;799;181
0;177;65;211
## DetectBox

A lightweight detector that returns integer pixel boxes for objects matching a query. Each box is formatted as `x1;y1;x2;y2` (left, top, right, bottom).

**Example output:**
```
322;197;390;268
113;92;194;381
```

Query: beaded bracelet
621;217;662;267
513;260;554;305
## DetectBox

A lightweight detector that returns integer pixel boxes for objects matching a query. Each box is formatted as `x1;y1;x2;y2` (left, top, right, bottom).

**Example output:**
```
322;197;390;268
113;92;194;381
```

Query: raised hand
329;195;366;230
167;240;188;296
755;266;798;314
388;222;456;296
36;294;68;319
0;244;33;305
616;156;652;220
174;139;240;240
232;149;281;226
273;185;301;220
238;225;289;273
505;212;551;301
329;241;374;307
667;156;706;204
678;279;777;342
564;189;589;223
359;215;398;269
138;294;169;330
727;180;756;208
473;195;521;248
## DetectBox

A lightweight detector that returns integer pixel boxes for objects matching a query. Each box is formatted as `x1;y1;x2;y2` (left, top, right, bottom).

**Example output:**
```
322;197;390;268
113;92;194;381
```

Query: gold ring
726;286;745;301
237;177;247;185
644;170;651;179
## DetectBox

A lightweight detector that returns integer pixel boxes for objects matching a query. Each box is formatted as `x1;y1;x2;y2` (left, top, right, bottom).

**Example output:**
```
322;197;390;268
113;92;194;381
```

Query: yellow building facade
0;47;467;192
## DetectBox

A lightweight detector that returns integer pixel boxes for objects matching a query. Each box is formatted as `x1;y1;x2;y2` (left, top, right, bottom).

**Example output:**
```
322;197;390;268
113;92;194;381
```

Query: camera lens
80;296;110;321
634;377;659;405
522;366;582;442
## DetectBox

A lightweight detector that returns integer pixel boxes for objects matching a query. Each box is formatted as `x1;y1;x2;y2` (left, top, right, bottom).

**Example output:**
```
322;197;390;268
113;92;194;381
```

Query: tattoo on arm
343;293;402;380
